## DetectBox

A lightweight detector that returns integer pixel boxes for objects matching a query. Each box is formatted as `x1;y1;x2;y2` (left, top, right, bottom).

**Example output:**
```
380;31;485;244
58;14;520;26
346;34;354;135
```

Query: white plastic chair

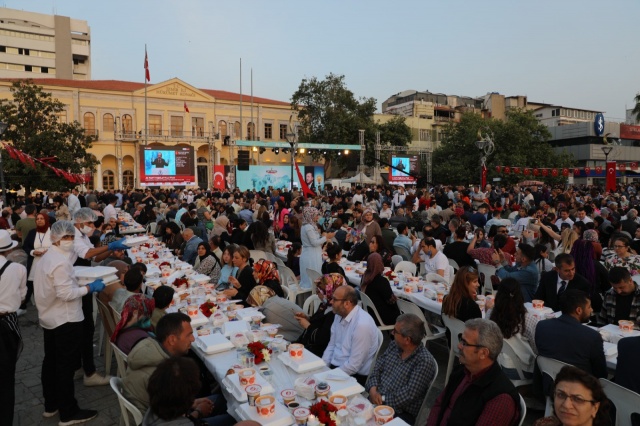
413;364;439;426
425;272;448;284
393;245;412;261
446;265;455;285
477;263;498;295
110;377;143;426
442;314;466;385
518;393;527;426
599;379;640;426
96;298;116;376
302;294;322;316
396;299;445;346
448;258;460;273
499;338;534;388
249;250;267;262
358;290;394;331
306;268;323;293
109;342;128;379
369;328;385;375
391;255;403;268
537;356;573;416
146;222;157;235
394;261;417;275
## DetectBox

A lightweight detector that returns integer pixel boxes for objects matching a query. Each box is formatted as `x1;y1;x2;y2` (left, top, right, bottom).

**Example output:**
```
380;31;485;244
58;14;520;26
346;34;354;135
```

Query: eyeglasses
390;329;404;337
553;390;596;406
457;333;485;348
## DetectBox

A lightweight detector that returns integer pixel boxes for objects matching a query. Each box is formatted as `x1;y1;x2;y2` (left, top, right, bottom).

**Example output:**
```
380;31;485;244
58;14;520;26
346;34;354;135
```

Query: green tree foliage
291;74;410;173
432;109;574;186
0;80;98;193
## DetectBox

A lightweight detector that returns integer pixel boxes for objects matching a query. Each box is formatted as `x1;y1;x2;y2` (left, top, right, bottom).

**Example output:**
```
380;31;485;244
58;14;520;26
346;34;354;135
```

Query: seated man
615;335;640;394
412;238;448;278
535;290;607;391
124;313;232;425
534;253;591;312
392;223;414;256
180;228;203;265
111;268;145;314
493;243;539;303
426;319;520;426
597;266;640;326
366;314;437;425
322;285;380;386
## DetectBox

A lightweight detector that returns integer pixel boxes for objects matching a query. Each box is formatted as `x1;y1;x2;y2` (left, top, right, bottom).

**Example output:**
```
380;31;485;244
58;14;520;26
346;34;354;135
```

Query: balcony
114;129;216;143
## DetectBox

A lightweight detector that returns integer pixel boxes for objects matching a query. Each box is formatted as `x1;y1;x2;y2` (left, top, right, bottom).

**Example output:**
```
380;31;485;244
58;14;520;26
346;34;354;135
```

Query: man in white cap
34;220;106;425
0;230;27;425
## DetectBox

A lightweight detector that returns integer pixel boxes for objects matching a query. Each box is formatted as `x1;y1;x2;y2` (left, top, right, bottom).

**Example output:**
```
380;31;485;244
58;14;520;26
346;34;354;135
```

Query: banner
235;165;324;192
213;165;234;191
606;161;617;192
388;155;418;184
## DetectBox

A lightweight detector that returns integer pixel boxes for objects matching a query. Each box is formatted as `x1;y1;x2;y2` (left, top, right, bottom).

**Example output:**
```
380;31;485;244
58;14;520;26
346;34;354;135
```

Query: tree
432;109;574;186
291;74;410;175
0;80;98;193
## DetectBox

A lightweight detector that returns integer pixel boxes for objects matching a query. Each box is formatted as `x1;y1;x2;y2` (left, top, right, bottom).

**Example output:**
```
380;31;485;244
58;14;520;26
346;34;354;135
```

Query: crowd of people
4;180;640;425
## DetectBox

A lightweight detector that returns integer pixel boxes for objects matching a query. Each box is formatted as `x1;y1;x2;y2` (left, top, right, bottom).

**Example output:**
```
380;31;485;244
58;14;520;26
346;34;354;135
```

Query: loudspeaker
238;150;250;171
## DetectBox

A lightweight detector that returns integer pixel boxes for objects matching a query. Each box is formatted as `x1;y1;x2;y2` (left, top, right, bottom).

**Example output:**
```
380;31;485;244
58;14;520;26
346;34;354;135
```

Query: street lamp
601;145;613;162
285;114;298;191
0;122;7;207
475;130;495;187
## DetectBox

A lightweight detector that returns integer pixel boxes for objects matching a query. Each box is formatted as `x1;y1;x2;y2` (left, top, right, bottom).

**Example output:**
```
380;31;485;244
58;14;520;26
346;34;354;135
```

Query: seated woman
488;278;537;379
224;246;257;306
211;215;231;246
604;235;640;275
368;234;393;267
321;241;347;279
217;245;238;290
111;294;155;355
247;286;304;342
533;366;610;426
163;221;184;254
252;259;285;298
251;221;276;254
286;242;302;278
194;242;221;285
151;285;175;329
442;266;482;343
295;273;348;356
361;253;400;326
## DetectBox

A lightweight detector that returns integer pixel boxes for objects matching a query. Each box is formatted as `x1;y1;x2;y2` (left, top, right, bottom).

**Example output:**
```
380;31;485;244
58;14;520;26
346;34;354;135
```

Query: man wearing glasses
426;319;520;426
322;286;379;386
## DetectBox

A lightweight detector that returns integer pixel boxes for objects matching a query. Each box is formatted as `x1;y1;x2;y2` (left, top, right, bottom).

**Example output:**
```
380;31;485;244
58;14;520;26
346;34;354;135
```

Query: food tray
124;236;150;247
277;348;326;373
180;309;208;327
236;401;293;426
313;368;365;397
223;320;250;337
195;333;235;355
385;417;411;426
603;341;617;357
74;266;118;279
222;372;275;402
236;307;266;322
601;323;640;337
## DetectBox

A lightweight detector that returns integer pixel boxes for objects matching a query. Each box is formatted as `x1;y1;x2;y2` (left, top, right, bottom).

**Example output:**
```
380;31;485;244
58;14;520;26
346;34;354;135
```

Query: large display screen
233;165;325;192
139;146;196;186
389;155;418;184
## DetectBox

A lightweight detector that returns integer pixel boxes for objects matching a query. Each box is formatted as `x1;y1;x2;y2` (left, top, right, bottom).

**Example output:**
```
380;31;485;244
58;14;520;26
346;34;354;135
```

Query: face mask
59;240;74;251
81;225;93;235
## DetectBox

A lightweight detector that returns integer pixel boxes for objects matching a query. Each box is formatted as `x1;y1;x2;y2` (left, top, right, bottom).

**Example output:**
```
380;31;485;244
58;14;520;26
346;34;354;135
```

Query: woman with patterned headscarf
299;207;335;289
294;273;347;356
361;253;400;326
247;285;304;342
252;259;284;298
356;208;381;244
111;294;155;355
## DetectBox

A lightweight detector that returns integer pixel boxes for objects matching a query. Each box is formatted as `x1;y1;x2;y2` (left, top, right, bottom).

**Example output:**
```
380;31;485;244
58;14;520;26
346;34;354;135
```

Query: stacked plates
74;266;120;286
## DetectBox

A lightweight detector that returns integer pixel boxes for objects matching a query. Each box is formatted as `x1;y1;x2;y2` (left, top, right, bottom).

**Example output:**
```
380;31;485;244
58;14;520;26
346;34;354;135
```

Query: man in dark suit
533;253;590;312
535;290;607;392
615;336;640;394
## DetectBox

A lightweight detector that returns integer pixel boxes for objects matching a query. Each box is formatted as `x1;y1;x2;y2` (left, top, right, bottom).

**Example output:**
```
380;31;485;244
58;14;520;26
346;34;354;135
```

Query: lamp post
474;130;495;188
601;145;613;163
0;122;7;207
286;115;298;191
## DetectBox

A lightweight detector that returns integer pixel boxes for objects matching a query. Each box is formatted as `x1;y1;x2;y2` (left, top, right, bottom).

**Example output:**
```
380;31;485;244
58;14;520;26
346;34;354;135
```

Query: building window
103;113;114;133
83;112;95;137
247;122;255;140
123;170;134;189
419;129;430;141
218;120;227;138
170;116;183;137
264;123;272;140
149;114;162;136
234;121;241;139
102;170;115;190
279;124;287;140
192;117;204;137
122;114;133;134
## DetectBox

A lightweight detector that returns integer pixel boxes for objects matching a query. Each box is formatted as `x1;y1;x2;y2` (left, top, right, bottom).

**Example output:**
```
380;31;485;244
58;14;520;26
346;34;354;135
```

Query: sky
5;0;639;121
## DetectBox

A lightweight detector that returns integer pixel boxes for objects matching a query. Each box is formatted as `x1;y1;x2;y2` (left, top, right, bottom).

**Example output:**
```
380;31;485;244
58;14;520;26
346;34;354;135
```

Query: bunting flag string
494;162;640;176
1;142;85;184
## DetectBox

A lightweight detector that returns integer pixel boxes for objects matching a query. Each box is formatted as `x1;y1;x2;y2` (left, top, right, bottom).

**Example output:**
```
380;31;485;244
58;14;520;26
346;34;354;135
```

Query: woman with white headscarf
299;207;334;289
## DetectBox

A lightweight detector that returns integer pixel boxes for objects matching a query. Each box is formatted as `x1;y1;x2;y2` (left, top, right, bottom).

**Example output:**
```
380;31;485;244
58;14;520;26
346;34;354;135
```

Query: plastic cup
293;407;310;425
245;384;261;406
239;368;256;386
374;405;395;424
436;291;444;303
532;299;544;310
256;395;276;416
287;401;300;413
289;343;304;358
281;389;297;405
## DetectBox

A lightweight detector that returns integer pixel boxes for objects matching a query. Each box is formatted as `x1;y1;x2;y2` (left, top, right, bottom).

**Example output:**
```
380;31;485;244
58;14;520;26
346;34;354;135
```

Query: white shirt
0;255;27;313
103;203;117;223
67;194;81;216
70;226;94;264
555;218;574;229
378;208;392;220
352;193;364;205
28;228;52;281
33;245;87;329
422;250;449;275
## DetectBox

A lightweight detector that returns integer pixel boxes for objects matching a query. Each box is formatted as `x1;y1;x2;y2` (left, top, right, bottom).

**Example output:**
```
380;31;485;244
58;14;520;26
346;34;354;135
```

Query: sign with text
139;145;195;186
620;124;640;140
388;155;418;184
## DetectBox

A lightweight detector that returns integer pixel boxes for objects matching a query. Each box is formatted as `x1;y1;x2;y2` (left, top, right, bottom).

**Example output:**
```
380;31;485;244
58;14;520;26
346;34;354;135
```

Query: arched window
197;157;208;164
122;114;133;134
102;170;115;190
234;121;241;139
83;112;95;137
247;122;255;140
103;113;114;133
123;170;134;189
218;120;227;138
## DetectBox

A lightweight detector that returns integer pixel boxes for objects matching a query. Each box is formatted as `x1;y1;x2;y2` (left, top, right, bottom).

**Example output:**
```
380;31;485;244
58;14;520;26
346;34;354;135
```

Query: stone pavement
13;304;543;425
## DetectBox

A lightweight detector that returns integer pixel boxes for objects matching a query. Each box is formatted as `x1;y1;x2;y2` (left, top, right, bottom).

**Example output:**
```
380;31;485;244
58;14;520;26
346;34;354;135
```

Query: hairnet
73;207;98;223
50;220;76;243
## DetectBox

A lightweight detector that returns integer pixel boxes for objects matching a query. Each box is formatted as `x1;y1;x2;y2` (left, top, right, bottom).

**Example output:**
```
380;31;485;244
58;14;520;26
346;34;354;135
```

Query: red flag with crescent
533;168;539;176
595;166;602;174
631;162;638;170
606;162;617;192
573;168;580;176
619;164;626;171
294;162;316;198
551;169;558;177
542;169;548;176
495;166;502;173
513;167;520;174
504;166;511;174
584;167;591;175
524;168;530;176
562;168;569;177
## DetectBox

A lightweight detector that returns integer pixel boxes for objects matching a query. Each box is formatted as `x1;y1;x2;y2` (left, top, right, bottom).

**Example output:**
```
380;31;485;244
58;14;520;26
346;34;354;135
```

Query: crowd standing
4;180;640;425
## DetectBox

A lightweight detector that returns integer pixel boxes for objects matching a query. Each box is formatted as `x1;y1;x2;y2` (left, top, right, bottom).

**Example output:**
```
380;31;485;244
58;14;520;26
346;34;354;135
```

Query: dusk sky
6;0;639;122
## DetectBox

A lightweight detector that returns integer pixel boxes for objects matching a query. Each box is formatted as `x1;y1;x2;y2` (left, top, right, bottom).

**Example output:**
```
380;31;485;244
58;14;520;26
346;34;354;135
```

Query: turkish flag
495;166;502;173
513;167;520;174
524;168;530;176
584;167;591;175
294;161;316;198
144;49;150;82
551;169;558;177
573;168;580;176
504;166;511;174
595;166;603;174
606;161;617;192
481;164;487;188
542;169;548;176
184;102;189;113
562;168;569;177
631;162;638;170
533;168;539;176
619;163;626;171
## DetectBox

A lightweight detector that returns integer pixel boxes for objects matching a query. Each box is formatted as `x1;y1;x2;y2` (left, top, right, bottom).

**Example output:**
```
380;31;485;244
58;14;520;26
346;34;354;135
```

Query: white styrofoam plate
312;368;365;397
195;332;235;355
236;401;293;426
222;372;275;402
277;349;326;373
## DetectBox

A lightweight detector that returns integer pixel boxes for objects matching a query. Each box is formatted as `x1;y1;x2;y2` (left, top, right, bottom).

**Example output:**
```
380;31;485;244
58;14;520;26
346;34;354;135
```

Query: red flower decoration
247;341;272;365
199;301;217;318
160;261;171;268
310;400;338;426
173;277;188;287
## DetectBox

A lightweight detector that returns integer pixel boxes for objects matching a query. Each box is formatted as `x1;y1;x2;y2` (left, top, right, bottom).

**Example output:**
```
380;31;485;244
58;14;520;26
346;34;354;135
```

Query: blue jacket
495;262;539;302
182;235;203;265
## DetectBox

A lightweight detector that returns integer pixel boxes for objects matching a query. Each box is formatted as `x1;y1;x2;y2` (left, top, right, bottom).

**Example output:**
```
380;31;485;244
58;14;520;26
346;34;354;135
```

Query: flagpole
239;58;243;140
250;68;254;141
144;44;148;146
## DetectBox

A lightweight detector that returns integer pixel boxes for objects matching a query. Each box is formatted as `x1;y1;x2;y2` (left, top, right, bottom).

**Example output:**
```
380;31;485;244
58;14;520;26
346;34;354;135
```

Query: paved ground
13;304;544;425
